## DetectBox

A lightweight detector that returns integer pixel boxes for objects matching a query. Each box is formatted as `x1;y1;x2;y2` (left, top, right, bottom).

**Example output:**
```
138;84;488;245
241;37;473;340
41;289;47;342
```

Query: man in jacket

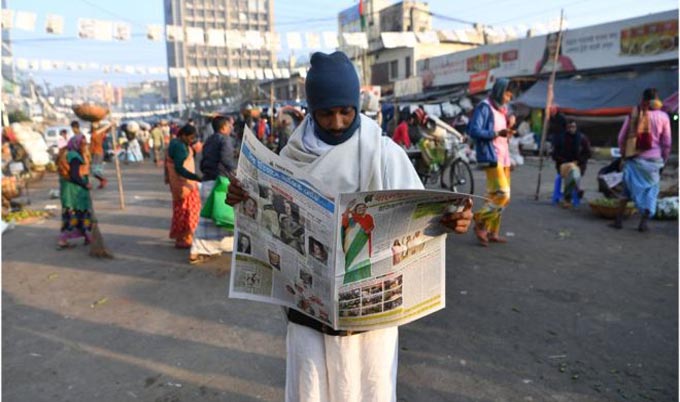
189;116;236;264
552;119;592;206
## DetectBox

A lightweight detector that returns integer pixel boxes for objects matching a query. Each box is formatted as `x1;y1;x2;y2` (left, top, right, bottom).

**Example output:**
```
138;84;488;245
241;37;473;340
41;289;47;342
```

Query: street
2;158;677;402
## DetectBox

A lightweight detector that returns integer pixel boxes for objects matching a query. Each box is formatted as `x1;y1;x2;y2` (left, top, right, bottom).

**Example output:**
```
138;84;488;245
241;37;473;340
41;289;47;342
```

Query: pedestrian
468;78;515;246
612;88;672;231
56;125;93;249
189;116;236;264
57;128;69;149
165;124;202;249
552;119;592;207
151;123;165;167
276;116;293;154
391;115;413;149
226;50;473;402
89;121;113;188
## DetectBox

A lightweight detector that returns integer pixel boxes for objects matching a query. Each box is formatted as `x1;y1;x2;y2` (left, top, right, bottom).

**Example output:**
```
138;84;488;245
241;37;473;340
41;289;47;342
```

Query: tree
8;110;31;124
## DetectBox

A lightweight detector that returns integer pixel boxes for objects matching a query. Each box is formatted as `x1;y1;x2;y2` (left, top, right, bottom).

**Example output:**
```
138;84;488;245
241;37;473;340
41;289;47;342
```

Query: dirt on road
2;158;677;402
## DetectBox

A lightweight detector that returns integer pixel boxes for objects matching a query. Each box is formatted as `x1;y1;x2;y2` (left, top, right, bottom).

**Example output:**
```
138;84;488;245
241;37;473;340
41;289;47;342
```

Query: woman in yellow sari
165;124;202;248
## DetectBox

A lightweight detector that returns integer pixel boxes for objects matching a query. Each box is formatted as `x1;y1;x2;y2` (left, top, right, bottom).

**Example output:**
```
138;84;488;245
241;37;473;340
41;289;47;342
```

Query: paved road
2;157;677;402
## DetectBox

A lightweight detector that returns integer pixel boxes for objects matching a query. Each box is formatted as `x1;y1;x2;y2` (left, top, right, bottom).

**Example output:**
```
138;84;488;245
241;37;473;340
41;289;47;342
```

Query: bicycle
410;115;474;195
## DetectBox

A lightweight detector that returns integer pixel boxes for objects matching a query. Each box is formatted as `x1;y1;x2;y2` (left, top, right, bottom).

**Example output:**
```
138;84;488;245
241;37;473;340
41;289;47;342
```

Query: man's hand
441;198;473;234
226;177;249;206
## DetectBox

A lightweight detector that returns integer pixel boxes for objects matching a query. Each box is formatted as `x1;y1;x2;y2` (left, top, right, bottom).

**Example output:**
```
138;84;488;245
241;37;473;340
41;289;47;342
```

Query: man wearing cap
227;51;472;402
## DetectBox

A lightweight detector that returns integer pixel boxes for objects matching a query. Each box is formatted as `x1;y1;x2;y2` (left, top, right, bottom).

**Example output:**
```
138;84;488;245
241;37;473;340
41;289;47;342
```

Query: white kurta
280;115;423;402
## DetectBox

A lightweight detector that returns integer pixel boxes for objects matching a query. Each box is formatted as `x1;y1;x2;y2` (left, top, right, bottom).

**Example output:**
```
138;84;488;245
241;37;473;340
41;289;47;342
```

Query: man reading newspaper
227;51;473;402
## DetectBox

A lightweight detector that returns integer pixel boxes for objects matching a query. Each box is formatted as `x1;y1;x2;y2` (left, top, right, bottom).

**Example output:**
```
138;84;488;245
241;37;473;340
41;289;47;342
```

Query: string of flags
0;8;562;50
2;55;311;80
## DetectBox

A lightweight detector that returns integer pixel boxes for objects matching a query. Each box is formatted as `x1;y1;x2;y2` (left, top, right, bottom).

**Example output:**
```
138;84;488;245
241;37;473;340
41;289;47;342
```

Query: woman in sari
165;124;202;248
57;127;93;249
613;88;672;232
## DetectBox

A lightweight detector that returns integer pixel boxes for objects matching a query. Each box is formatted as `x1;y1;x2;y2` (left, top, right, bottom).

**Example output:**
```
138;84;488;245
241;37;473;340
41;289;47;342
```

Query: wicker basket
588;201;636;219
72;104;109;122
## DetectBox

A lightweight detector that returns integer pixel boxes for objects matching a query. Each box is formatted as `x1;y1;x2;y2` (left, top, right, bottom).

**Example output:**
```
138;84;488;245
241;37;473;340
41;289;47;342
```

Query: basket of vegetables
72;103;109;122
588;198;636;219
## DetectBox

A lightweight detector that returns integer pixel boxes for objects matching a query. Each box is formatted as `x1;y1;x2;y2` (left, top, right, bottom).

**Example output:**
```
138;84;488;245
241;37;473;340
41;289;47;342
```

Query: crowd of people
46;48;672;402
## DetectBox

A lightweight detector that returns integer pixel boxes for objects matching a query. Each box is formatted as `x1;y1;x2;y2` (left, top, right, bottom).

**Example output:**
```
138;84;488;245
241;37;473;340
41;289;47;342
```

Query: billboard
417;10;678;89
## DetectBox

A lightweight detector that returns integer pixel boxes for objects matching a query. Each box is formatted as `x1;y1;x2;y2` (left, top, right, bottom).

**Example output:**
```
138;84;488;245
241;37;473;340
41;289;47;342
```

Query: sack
199;176;234;229
56;148;70;179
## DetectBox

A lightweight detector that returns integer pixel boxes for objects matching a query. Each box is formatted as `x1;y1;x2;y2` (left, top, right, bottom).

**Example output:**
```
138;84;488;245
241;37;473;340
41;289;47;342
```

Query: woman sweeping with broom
57;122;94;249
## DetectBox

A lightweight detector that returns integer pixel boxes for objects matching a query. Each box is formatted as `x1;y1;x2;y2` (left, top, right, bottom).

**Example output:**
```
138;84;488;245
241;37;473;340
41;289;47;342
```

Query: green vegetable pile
2;209;51;222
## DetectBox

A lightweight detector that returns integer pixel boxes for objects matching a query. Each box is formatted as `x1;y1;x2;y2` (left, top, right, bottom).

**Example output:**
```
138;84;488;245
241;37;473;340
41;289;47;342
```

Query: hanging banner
14;11;37;32
305;32;321;49
78;18;96;39
342;32;368;49
147;24;163;41
286;32;303;50
322;31;339;48
166;25;184;42
95;20;113;41
45;14;64;35
1;9;14;29
113;22;132;41
265;32;282;51
245;30;265;49
226;30;244;48
207;28;226;47
186;27;205;45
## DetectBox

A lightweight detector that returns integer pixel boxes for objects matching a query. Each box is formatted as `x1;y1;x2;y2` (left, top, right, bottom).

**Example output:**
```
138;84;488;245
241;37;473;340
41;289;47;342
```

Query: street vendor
226;50;473;402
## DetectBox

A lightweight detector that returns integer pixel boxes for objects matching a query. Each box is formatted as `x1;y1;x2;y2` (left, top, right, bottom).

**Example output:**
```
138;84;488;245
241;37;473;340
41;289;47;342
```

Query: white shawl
281;114;423;195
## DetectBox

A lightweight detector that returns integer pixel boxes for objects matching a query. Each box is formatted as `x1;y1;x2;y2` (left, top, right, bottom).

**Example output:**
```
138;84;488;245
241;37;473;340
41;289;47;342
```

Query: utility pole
534;10;564;201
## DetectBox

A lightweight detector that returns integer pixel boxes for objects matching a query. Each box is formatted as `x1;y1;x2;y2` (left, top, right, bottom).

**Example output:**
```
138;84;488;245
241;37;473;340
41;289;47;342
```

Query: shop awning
513;69;679;116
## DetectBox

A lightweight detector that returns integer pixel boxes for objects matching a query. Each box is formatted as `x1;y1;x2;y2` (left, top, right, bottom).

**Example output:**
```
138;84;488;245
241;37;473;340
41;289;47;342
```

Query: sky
4;0;677;88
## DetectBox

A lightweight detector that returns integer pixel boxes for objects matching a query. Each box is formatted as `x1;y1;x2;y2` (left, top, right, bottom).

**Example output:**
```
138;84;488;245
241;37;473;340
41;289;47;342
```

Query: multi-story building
1;0;16;95
338;0;478;93
165;0;275;104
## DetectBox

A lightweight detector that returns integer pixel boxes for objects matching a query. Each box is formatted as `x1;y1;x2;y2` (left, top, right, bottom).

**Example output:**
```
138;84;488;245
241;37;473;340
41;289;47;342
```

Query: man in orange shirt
90;121;113;189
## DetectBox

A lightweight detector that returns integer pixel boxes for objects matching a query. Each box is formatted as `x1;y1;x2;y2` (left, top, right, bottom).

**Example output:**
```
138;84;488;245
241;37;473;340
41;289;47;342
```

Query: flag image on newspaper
229;127;471;331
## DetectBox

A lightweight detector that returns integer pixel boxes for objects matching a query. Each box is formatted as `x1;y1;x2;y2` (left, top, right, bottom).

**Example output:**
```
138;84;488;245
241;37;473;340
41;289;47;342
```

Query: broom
88;182;113;258
88;122;116;259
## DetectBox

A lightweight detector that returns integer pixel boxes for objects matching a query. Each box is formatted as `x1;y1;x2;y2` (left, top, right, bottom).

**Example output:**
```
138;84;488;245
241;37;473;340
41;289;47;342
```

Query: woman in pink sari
165;124;202;248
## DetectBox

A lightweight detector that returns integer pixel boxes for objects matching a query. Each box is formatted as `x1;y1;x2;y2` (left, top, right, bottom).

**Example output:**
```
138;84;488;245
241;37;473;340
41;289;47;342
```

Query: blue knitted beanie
305;51;361;145
305;51;360;113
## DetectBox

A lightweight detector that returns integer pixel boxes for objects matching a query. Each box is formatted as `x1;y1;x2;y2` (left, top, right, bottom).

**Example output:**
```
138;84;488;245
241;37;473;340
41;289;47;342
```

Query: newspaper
229;127;470;331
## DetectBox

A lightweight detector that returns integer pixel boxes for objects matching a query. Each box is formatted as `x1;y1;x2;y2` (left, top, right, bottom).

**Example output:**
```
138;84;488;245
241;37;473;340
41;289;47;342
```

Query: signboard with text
417;10;677;89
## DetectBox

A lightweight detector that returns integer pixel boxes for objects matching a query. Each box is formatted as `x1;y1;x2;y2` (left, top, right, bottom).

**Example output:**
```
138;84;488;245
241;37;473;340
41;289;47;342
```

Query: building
123;80;169;111
338;0;478;93
258;71;306;103
1;0;16;95
164;0;275;104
